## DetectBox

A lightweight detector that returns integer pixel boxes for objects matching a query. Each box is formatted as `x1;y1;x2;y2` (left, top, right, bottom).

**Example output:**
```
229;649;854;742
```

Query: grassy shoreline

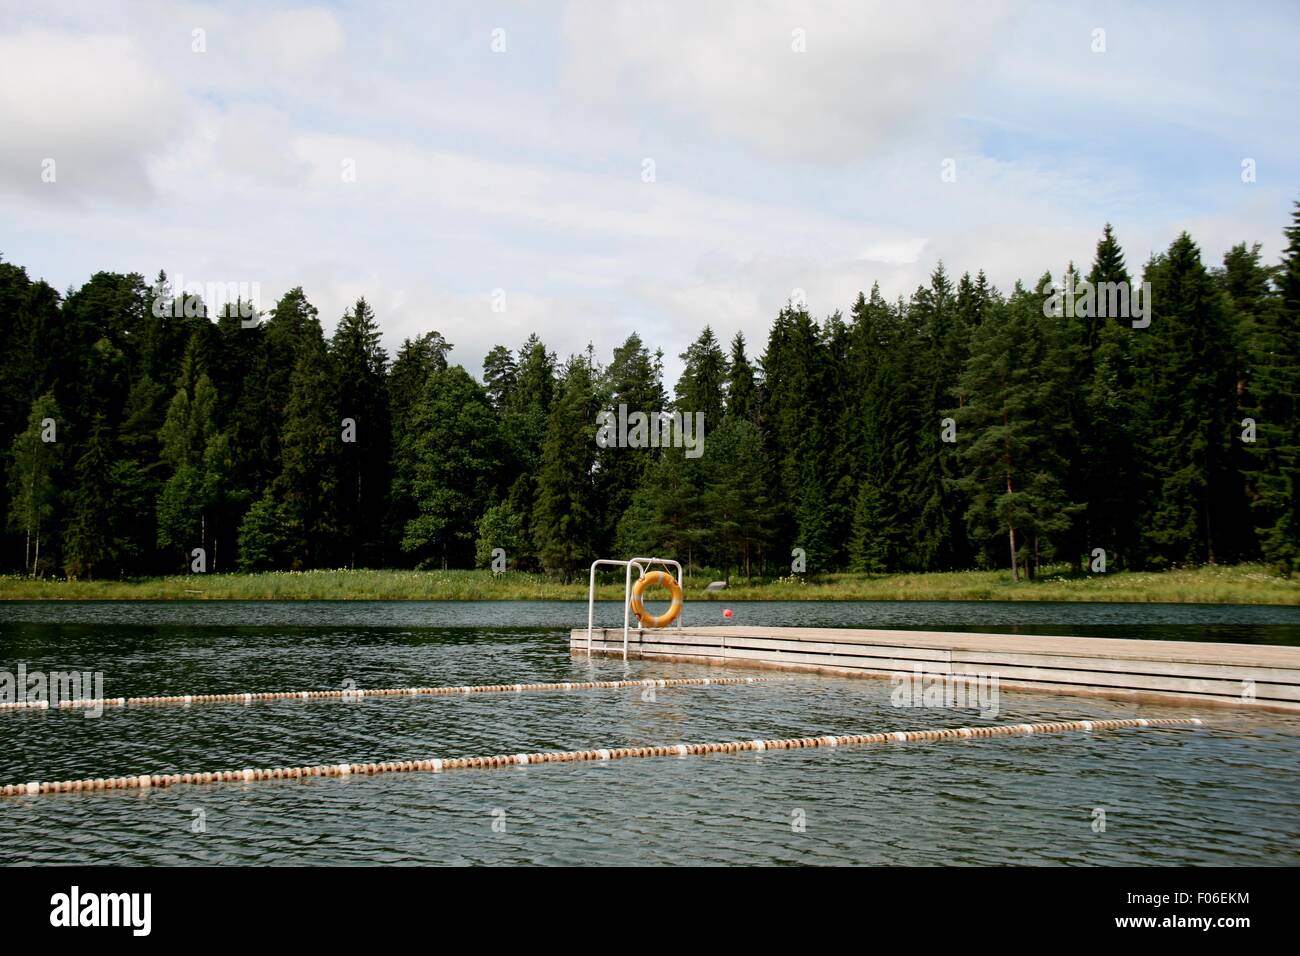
0;564;1297;605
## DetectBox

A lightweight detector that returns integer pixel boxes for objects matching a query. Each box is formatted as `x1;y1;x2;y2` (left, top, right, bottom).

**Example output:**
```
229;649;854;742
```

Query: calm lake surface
2;600;1298;866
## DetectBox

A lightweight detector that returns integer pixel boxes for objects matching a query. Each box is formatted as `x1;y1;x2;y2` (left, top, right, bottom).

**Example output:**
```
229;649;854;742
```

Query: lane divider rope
0;716;1203;797
0;675;790;714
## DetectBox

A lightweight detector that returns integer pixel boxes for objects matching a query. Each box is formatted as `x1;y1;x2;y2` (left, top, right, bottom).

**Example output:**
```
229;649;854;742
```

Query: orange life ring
630;570;683;628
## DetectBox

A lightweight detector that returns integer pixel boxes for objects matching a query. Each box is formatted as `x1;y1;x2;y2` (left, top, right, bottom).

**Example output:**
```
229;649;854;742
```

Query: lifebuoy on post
629;570;683;628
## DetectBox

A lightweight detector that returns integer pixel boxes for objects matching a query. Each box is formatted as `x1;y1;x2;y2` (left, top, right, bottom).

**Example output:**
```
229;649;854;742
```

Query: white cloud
214;104;312;186
245;7;344;75
562;0;1020;161
858;239;927;266
0;30;184;200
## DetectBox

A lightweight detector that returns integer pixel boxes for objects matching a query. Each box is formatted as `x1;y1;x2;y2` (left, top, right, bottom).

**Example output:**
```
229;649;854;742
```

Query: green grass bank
1;564;1297;605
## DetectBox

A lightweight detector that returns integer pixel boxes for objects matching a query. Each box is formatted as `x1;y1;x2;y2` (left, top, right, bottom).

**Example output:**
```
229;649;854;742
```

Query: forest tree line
2;204;1298;581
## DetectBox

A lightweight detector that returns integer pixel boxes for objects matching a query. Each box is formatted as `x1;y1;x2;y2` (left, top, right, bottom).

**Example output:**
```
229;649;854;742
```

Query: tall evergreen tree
156;338;220;564
274;328;338;568
675;326;726;426
499;334;556;567
724;332;758;422
1073;227;1144;568
532;357;599;578
1140;234;1243;566
955;280;1080;578
760;303;827;568
331;297;390;567
387;330;454;560
1244;204;1300;570
400;366;501;568
482;345;518;412
64;415;119;578
697;417;771;578
596;333;666;550
848;480;888;573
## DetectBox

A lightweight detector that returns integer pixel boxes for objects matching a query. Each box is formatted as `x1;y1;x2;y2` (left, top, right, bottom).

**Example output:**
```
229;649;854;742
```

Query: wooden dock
570;625;1300;713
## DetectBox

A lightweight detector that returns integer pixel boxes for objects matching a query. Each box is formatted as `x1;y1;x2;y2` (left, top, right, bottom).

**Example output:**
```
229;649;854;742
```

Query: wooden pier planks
570;625;1300;713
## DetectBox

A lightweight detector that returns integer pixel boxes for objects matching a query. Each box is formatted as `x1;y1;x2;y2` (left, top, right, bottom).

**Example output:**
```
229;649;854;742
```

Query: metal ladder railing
586;557;684;661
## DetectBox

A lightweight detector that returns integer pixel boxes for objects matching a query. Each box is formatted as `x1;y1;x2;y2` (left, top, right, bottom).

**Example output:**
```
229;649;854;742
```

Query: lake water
2;601;1298;865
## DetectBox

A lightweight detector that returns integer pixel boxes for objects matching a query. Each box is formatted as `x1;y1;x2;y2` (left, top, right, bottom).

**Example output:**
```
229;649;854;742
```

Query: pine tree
400;366;501;568
499;334;556;568
156;339;220;563
675;326;727;426
614;425;706;570
697;417;770;579
955;281;1080;579
64;415;118;579
0;263;60;464
1244;204;1300;570
1216;242;1274;562
212;302;276;521
848;480;888;573
760;303;827;568
847;287;920;572
908;264;971;571
482;345;518;411
794;457;831;573
724;332;758;422
1140;234;1243;566
274;331;338;568
1071;225;1144;569
532;358;599;579
847;283;912;567
387;330;454;560
596;333;666;550
116;372;170;569
819;310;859;566
331;297;390;567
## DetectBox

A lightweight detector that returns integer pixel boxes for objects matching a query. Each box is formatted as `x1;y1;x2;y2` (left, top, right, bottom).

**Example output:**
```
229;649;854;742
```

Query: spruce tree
387;330;454;560
698;417;770;578
849;480;888;573
64;415;118;578
1073;226;1143;569
500;334;556;567
955;281;1079;578
907;265;970;570
331;297;390;567
597;333;667;550
532;358;599;578
156;340;219;561
275;332;338;568
847;283;908;565
760;303;827;569
482;345;518;412
724;332;758;422
1140;234;1242;565
401;366;501;568
675;326;727;426
1244;204;1300;570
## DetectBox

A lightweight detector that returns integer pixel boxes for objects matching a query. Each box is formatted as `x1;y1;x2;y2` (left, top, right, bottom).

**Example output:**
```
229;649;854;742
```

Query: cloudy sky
2;0;1297;386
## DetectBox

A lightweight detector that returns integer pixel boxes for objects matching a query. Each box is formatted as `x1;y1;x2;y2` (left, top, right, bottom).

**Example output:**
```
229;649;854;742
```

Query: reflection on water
4;598;1300;643
1;601;1297;865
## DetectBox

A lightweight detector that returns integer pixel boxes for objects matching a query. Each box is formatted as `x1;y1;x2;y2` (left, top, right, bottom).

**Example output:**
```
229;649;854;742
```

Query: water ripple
1;604;1297;865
